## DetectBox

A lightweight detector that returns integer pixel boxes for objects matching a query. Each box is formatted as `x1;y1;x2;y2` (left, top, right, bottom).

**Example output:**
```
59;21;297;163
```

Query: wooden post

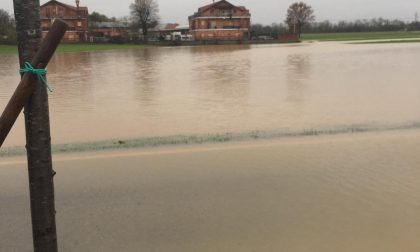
12;1;67;251
0;20;68;147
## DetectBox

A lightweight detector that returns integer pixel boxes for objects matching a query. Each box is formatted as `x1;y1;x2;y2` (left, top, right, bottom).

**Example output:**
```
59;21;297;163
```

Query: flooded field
1;42;420;147
1;130;420;252
1;42;420;251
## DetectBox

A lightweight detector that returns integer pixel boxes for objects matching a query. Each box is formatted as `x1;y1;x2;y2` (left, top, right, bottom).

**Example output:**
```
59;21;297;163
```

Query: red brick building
189;0;251;41
40;0;89;42
91;22;128;38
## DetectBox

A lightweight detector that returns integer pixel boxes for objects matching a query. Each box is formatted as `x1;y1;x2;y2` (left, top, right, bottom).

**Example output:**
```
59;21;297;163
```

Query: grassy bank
56;44;148;53
301;31;420;41
0;43;148;55
0;45;17;55
3;32;420;55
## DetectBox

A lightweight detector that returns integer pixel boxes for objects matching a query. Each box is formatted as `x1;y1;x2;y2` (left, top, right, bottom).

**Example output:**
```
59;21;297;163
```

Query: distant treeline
252;18;420;37
304;18;420;33
251;23;288;38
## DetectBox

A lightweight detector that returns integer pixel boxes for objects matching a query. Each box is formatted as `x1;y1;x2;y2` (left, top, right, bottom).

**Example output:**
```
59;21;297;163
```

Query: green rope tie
19;62;53;92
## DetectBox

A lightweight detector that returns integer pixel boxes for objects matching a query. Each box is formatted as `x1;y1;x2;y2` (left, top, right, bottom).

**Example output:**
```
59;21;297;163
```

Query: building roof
189;0;250;19
199;0;235;12
91;22;128;28
159;26;189;31
41;0;88;12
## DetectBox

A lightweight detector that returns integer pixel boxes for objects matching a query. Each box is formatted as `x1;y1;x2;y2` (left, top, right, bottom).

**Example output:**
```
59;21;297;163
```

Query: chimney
76;0;80;8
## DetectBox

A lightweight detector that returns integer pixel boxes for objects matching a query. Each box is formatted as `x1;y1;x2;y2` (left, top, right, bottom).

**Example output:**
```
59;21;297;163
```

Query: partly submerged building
188;0;251;41
40;0;89;42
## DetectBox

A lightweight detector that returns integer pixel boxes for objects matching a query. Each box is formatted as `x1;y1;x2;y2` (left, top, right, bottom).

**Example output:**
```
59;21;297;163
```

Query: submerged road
1;130;420;252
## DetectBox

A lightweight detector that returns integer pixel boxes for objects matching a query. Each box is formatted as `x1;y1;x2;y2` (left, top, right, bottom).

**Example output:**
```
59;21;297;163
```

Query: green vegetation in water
2;122;420;157
0;43;148;55
301;31;420;41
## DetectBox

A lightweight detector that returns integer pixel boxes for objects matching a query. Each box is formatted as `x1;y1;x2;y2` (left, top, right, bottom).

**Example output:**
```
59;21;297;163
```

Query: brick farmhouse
40;0;89;42
189;0;251;41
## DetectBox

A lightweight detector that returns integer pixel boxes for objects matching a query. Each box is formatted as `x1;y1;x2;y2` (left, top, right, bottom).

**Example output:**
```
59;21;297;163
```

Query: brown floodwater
1;42;420;251
1;42;420;147
1;130;420;251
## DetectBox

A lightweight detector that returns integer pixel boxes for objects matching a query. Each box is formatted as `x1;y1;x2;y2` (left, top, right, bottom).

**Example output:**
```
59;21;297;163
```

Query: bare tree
0;9;16;44
286;2;315;38
130;0;159;40
0;9;12;35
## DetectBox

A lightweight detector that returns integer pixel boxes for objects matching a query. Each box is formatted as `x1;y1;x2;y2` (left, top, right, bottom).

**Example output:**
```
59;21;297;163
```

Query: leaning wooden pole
0;20;68;147
12;1;66;251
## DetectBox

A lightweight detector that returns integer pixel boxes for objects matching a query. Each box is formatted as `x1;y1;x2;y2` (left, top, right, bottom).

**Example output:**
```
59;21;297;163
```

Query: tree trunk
13;0;58;251
142;22;148;40
298;22;302;38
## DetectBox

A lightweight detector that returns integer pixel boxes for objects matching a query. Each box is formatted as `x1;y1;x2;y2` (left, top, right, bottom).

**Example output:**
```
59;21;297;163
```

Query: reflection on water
2;42;420;146
192;46;251;129
132;49;160;108
286;54;311;104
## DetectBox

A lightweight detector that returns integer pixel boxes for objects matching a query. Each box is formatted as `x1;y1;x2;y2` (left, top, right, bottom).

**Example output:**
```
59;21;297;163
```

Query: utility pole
13;0;58;251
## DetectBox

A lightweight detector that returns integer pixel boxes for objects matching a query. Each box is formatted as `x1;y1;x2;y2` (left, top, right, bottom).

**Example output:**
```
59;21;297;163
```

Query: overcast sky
1;0;419;25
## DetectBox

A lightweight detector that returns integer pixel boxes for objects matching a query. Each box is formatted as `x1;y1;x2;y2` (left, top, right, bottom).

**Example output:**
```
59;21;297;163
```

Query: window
77;22;82;27
210;21;217;29
59;8;64;17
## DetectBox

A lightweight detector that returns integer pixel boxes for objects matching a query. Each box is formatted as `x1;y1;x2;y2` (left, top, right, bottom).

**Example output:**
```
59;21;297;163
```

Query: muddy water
1;43;420;251
1;42;420;147
1;130;420;251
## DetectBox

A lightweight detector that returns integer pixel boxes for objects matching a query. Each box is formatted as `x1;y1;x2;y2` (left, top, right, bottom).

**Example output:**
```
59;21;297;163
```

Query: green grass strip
56;44;148;53
0;45;17;55
0;43;148;55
